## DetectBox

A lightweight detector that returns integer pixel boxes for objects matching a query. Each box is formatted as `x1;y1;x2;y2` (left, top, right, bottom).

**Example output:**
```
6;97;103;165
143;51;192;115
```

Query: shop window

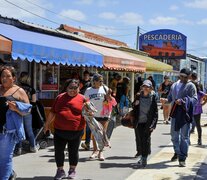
37;63;59;100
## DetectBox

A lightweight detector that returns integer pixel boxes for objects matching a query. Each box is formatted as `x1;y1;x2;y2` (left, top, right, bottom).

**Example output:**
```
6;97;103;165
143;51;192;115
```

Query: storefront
0;22;104;107
119;47;174;91
76;41;146;100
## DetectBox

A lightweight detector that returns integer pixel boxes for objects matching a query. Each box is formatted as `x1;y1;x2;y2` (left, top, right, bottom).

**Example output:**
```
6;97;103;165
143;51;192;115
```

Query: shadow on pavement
17;177;53;180
100;162;134;169
158;145;173;148
106;156;135;160
132;160;177;170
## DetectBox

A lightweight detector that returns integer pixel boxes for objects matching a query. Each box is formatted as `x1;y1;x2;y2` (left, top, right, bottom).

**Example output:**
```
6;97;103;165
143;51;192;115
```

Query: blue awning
0;23;103;67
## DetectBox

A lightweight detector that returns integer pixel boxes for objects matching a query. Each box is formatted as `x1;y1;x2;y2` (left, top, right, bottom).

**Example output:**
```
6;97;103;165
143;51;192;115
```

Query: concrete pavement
13;107;207;180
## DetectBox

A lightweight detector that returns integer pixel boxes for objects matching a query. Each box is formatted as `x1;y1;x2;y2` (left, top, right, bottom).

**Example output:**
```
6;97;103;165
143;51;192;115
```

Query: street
14;106;207;180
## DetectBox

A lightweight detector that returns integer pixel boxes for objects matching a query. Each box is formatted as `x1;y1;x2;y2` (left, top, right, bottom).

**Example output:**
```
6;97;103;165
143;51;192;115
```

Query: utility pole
136;26;140;50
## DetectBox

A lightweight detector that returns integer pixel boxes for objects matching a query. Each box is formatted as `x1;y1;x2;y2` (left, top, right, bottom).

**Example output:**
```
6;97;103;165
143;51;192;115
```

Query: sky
0;0;207;57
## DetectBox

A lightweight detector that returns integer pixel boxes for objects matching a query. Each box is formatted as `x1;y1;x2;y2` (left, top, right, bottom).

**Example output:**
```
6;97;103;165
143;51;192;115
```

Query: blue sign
139;29;187;59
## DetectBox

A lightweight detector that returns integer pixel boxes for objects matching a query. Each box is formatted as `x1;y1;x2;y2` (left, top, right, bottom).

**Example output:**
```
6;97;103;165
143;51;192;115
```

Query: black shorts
95;117;109;122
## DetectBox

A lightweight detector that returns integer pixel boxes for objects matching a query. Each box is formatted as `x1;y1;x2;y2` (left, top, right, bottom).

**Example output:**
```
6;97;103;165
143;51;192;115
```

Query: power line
4;0;60;25
23;0;137;31
103;32;136;37
3;0;139;37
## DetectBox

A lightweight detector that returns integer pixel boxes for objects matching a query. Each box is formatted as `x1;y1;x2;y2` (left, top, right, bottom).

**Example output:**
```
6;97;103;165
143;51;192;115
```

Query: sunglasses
68;86;78;90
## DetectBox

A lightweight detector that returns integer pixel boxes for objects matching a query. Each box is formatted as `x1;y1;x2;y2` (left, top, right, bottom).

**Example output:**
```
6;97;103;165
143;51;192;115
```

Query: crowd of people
1;65;207;179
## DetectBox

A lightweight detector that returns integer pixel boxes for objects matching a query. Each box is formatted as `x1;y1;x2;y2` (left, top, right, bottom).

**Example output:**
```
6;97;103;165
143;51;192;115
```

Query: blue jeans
0;132;16;180
16;114;36;149
170;118;191;161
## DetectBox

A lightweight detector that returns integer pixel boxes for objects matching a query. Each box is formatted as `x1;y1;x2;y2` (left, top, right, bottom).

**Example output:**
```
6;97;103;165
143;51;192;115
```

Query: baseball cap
142;80;152;88
180;68;191;77
92;73;103;82
164;75;170;79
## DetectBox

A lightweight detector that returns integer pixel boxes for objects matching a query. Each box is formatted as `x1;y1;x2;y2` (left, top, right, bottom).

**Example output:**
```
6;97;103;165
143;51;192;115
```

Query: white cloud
149;16;193;25
97;0;119;7
59;9;86;21
169;5;179;11
75;0;93;5
149;16;178;25
118;12;143;25
99;12;116;20
197;18;207;25
184;0;207;9
0;0;51;19
85;25;117;35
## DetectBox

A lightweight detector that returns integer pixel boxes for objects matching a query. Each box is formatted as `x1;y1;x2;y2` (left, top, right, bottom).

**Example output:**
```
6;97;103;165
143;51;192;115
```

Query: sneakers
98;151;105;161
30;146;38;153
137;156;147;168
198;138;202;145
179;161;186;167
68;168;76;179
9;170;17;180
89;151;99;159
54;169;66;180
81;142;90;150
14;148;22;156
141;157;147;168
171;153;178;162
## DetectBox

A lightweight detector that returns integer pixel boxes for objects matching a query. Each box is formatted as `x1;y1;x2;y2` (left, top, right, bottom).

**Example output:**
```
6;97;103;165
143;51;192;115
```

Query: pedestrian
161;68;197;167
116;76;130;116
158;75;172;124
189;72;198;133
80;70;92;150
44;79;86;180
14;72;38;155
192;82;207;145
101;88;117;139
147;76;156;90
84;73;109;161
0;66;31;179
133;80;158;167
134;76;143;94
109;73;121;97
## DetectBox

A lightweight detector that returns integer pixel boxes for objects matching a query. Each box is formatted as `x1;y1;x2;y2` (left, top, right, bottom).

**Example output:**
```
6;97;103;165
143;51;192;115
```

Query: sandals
89;151;99;159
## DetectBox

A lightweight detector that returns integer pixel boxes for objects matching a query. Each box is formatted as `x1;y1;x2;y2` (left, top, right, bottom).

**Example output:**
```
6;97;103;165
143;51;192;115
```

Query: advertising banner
139;29;187;59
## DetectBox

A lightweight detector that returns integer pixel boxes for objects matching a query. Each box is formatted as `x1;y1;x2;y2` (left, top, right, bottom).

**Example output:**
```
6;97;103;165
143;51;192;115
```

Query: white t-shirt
84;86;108;118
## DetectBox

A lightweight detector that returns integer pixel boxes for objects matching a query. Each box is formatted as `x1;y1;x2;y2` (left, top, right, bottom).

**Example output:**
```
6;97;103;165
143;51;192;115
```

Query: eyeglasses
68;86;78;90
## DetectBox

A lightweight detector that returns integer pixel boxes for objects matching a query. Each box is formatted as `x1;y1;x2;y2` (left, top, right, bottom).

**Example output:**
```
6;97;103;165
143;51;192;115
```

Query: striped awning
76;41;146;72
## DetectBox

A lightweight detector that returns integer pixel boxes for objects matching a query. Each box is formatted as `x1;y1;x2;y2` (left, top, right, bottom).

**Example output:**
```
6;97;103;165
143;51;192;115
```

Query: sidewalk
13;107;207;180
127;133;207;179
127;117;207;180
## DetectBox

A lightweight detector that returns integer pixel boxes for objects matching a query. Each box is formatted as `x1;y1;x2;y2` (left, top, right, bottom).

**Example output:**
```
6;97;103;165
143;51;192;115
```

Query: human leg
0;133;16;180
81;123;91;150
67;131;83;179
23;114;37;151
194;114;202;145
179;123;190;162
170;118;180;160
134;127;141;157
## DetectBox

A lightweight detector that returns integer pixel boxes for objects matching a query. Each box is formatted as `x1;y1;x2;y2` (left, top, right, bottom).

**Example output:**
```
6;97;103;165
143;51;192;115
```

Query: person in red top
44;79;86;180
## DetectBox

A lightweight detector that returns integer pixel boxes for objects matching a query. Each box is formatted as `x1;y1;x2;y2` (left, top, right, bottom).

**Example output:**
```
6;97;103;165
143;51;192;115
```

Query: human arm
44;110;56;134
149;95;158;131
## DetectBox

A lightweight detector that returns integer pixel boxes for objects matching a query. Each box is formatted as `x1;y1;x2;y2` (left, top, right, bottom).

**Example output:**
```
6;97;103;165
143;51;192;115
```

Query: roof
59;24;128;47
119;47;173;72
